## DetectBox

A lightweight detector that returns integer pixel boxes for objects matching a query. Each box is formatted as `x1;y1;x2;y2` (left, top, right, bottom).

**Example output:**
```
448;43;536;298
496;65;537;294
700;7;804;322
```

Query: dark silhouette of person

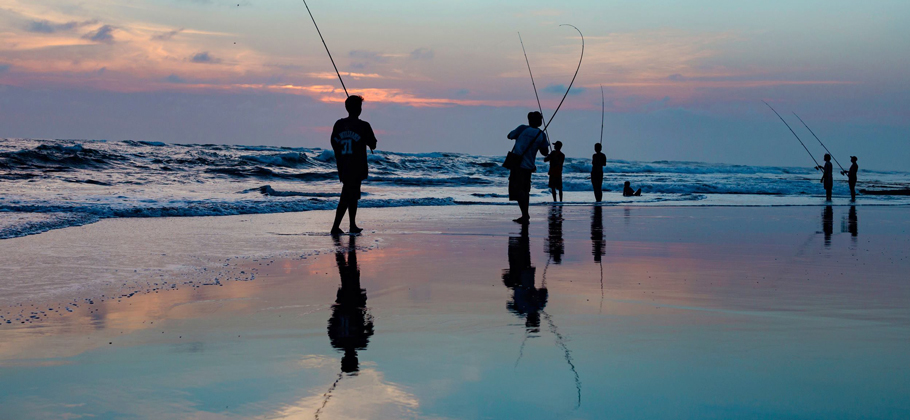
544;141;565;202
327;235;374;374
819;153;834;201
591;206;606;262
330;95;378;235
622;181;642;197
843;156;858;201
846;206;858;238
502;223;547;331
507;112;550;224
592;143;606;202
822;205;834;247
545;206;564;264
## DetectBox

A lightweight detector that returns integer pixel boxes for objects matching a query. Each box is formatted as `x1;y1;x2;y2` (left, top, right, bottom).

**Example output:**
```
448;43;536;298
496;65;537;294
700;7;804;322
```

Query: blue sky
0;0;908;169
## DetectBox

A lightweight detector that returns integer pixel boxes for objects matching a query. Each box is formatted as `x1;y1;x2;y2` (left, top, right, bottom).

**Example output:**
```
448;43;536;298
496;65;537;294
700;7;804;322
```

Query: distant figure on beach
819;154;834;201
507;111;551;223
330;95;378;235
823;205;834;247
502;223;547;331
544;141;565;202
591;143;606;202
844;156;859;201
328;235;374;373
622;181;642;197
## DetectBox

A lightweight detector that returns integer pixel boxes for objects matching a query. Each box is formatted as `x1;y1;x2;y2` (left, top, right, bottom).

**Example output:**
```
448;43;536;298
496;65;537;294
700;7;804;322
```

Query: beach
1;204;908;419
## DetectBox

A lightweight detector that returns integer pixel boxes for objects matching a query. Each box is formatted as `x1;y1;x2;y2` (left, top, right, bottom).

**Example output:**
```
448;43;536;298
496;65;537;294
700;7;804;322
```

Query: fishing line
793;113;846;174
302;0;348;97
762;101;820;169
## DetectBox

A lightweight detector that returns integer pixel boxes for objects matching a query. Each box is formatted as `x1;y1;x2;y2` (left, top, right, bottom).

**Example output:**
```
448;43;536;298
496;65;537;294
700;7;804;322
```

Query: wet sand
1;205;909;419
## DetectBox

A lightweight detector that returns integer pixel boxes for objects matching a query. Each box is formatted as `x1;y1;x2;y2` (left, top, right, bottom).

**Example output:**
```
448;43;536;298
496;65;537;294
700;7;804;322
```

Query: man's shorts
341;180;362;202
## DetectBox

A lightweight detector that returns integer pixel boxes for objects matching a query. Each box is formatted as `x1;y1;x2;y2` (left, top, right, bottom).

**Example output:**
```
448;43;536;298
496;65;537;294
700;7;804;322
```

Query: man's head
554;141;563;151
824;153;831;161
851;156;858;163
594;143;602;152
345;95;364;118
527;111;543;128
624;181;631;187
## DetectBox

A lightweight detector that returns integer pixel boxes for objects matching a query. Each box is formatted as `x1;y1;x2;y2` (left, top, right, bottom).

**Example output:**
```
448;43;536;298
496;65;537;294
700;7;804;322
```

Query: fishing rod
518;25;585;147
302;0;348;97
599;85;604;145
793;113;846;174
542;310;582;409
518;32;547;126
762;101;820;169
518;32;552;149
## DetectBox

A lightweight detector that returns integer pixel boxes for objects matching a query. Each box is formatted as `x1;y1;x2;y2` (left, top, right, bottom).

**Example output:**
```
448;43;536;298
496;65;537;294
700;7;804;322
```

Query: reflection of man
822;206;834;247
502;224;547;331
327;236;374;373
591;206;606;262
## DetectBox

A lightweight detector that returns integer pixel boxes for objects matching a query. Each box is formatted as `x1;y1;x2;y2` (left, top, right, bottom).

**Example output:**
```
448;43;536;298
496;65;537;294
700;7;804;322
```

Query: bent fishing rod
793;113;846;174
762;101;820;169
520;25;585;146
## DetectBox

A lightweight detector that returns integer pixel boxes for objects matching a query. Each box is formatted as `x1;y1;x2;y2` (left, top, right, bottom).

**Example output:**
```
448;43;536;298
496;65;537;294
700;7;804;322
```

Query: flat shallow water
1;206;908;419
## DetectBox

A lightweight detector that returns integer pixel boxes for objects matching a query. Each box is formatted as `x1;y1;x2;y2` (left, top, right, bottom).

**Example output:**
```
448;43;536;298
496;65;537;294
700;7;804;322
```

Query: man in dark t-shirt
330;95;377;235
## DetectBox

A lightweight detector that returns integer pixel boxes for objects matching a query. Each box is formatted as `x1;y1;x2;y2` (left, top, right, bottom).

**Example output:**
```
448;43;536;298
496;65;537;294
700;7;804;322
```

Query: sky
1;0;908;170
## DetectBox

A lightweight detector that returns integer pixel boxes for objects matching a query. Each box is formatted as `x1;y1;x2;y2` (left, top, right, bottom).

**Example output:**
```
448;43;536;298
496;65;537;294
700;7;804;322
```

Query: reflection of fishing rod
763;101;820;169
314;372;343;420
542;310;582;409
599;85;605;145
302;0;348;97
793;113;846;174
598;260;604;314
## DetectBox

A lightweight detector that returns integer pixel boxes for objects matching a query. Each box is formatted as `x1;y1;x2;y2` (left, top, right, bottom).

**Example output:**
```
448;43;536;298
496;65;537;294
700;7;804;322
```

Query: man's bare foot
512;217;529;224
349;226;364;234
330;227;345;236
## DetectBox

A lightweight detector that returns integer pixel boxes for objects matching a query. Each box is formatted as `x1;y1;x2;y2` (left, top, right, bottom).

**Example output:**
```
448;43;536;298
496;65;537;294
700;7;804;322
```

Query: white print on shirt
334;130;362;155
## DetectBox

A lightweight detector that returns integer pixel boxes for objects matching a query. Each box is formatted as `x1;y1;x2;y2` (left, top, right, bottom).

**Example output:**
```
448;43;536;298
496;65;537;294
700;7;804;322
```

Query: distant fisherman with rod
844;156;859;201
820;154;834;201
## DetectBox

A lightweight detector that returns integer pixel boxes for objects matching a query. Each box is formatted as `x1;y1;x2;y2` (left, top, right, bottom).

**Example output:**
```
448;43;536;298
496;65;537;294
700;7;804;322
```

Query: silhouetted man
843;156;858;201
330;95;377;235
502;223;547;331
820;153;834;201
544;141;565;202
592;143;606;202
622;181;641;197
507;111;550;223
327;235;374;374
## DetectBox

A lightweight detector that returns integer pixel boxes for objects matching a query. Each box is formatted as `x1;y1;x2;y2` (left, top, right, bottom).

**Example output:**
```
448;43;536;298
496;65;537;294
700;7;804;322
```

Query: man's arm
508;126;527;140
365;122;378;151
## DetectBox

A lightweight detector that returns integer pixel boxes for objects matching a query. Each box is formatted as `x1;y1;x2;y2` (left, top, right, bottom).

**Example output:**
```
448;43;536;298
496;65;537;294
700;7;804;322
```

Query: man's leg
551;187;557;202
826;188;832;201
332;196;348;234
558;188;563;202
518;196;530;221
348;199;362;233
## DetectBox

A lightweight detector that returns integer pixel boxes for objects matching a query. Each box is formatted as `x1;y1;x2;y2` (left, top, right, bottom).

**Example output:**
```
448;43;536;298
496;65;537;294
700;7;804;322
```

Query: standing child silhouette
591;143;606;202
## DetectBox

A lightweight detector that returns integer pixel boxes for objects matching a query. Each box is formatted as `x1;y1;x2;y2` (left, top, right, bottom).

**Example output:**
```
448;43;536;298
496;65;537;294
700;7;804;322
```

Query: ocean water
2;138;908;238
